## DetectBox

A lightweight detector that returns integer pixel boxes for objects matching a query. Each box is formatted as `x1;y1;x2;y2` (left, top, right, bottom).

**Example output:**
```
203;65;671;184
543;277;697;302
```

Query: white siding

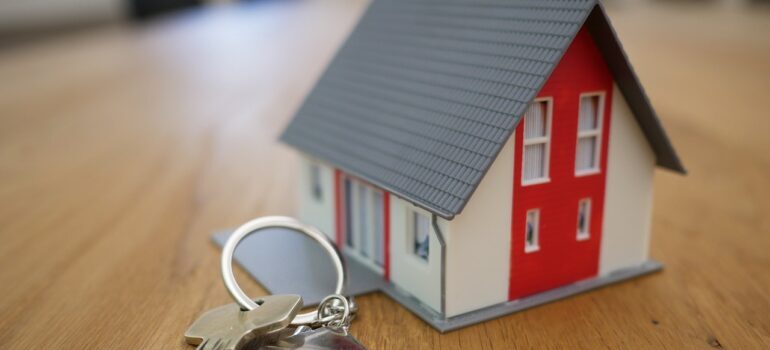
599;84;656;275
297;156;335;241
444;135;514;317
295;84;657;316
389;197;443;312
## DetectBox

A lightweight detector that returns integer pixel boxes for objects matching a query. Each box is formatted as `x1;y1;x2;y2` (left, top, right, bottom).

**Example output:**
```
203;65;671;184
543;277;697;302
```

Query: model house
280;0;684;325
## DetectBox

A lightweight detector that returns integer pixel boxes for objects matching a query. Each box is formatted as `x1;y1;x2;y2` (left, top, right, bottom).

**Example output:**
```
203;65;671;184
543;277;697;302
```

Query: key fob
260;326;366;350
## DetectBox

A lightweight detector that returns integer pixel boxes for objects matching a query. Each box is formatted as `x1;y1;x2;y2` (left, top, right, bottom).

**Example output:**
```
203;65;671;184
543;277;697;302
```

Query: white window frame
524;209;540;253
408;208;431;263
575;92;605;176
343;176;385;274
577;198;592;241
522;98;553;186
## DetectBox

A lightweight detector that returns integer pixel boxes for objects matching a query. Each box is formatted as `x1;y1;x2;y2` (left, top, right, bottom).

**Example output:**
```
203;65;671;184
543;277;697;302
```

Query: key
185;294;303;350
259;326;367;350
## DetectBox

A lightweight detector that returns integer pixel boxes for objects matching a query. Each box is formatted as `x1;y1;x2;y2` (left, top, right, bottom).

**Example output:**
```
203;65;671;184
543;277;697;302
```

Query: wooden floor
1;1;769;349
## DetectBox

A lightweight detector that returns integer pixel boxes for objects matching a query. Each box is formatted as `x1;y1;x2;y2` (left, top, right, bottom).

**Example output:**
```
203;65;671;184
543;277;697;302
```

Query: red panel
509;27;615;300
383;192;391;281
334;169;343;247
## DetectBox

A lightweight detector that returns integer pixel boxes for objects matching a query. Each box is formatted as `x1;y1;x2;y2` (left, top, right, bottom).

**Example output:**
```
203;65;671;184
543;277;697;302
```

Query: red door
509;27;614;300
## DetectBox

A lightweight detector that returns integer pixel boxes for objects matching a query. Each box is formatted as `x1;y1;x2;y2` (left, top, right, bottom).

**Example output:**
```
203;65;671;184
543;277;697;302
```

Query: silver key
185;294;303;350
260;326;367;350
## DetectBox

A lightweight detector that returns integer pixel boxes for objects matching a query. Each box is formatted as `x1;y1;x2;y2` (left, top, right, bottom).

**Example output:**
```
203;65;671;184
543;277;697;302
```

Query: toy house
280;0;684;330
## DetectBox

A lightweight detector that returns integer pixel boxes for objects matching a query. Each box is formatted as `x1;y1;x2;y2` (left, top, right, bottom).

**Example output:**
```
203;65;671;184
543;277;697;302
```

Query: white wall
444;135;514;317
389;197;443;313
296;84;657;315
297;156;336;241
599;84;656;275
298;155;443;312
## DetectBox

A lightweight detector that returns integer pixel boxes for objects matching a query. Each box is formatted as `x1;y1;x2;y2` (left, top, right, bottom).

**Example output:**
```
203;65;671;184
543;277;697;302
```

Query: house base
212;229;662;332
405;260;663;332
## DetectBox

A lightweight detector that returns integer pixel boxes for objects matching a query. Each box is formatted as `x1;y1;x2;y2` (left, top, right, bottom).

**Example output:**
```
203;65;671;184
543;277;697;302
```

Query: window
344;178;353;248
524;209;540;253
310;163;322;201
358;183;369;257
576;94;604;174
411;211;430;261
373;191;384;266
577;199;591;240
522;100;551;184
341;175;386;272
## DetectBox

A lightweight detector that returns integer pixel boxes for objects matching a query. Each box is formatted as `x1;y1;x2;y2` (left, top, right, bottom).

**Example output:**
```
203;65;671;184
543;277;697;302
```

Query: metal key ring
221;216;346;326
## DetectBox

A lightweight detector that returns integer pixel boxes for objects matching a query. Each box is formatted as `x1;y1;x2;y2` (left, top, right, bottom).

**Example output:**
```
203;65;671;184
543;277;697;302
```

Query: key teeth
188;295;305;350
198;338;228;350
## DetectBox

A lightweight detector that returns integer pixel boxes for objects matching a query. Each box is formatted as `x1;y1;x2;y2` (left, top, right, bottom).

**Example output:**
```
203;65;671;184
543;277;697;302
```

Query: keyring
317;294;351;330
220;216;346;326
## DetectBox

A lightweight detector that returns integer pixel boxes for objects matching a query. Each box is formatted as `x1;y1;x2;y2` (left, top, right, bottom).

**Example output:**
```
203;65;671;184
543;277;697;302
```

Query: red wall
509;27;614;300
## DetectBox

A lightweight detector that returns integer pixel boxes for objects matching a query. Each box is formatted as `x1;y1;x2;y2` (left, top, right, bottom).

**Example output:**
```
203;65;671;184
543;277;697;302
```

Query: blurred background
1;0;769;47
1;0;769;348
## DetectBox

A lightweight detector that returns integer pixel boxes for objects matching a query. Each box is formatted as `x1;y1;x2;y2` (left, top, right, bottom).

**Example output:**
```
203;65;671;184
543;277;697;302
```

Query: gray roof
281;0;685;219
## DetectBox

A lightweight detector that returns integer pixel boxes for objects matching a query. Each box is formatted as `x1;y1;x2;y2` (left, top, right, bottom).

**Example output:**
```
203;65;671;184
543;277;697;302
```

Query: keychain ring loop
317;294;351;329
221;216;346;326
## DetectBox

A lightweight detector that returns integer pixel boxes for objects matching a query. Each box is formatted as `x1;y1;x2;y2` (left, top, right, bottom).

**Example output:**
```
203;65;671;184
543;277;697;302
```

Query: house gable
584;6;684;174
281;0;683;220
510;25;613;300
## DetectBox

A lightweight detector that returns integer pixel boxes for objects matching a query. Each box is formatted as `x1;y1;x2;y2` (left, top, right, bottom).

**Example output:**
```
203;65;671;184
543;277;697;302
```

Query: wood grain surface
1;1;769;349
